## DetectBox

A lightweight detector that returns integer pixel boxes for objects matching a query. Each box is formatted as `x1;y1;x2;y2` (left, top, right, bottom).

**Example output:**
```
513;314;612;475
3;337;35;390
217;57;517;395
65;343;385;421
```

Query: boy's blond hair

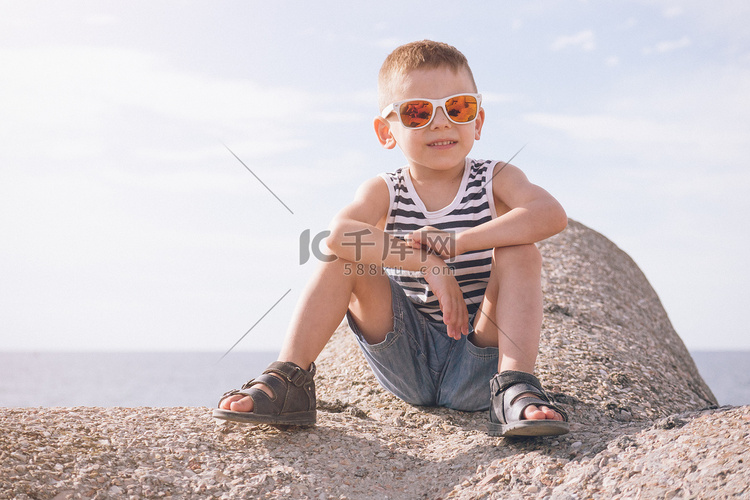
377;40;478;111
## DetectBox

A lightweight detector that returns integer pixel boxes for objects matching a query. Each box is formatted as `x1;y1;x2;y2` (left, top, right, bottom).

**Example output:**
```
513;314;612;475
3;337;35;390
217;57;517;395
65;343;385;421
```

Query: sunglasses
381;93;482;130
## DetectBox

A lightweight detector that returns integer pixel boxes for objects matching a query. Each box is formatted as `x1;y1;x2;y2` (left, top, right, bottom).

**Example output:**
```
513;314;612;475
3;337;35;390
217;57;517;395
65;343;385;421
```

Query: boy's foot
212;361;317;426
488;370;570;437
519;397;566;421
218;381;274;412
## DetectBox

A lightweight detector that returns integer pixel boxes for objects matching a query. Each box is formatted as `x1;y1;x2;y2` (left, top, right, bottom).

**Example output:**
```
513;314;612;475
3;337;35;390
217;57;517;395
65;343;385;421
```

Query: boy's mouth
428;140;457;147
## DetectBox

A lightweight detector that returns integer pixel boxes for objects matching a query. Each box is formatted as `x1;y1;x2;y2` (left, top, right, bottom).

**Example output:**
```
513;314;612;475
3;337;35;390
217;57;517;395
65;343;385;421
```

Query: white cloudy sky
1;0;748;352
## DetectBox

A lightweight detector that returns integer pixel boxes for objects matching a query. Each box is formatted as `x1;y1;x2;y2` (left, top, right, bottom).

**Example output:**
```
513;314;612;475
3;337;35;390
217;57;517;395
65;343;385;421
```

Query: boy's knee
493;244;542;271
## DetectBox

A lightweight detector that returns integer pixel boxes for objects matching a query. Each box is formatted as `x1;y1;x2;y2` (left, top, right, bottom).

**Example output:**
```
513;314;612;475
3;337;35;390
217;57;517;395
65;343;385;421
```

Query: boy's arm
326;176;426;270
410;164;567;258
459;163;567;254
326;176;470;339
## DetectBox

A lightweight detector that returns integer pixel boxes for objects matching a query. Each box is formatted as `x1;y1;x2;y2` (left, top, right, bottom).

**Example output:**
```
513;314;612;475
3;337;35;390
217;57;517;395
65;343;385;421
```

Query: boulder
3;221;744;500
537;219;717;420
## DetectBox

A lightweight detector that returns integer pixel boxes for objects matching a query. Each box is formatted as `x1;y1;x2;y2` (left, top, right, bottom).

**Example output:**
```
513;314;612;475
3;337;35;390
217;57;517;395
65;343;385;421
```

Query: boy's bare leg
219;258;393;412
470;244;564;421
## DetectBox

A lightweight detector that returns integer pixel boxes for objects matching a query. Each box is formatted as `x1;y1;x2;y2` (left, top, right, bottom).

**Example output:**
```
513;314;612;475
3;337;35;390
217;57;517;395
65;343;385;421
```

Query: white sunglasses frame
380;93;483;130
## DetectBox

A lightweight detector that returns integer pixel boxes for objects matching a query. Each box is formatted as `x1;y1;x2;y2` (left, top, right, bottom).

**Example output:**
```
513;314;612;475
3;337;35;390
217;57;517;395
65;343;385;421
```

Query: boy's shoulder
351;173;391;205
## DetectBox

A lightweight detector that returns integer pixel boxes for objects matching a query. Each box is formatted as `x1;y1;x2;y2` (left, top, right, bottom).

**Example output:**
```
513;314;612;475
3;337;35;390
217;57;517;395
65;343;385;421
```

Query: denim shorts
346;277;499;412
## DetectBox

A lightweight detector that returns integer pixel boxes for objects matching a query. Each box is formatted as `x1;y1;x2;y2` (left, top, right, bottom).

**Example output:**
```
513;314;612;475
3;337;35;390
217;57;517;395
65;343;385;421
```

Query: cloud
526;60;749;148
523;111;746;161
633;0;749;43
604;56;620;67
523;113;683;143
372;37;404;49
620;17;638;29
522;64;750;211
643;36;691;54
0;47;278;156
662;6;684;18
0;45;369;166
550;30;596;52
480;92;521;104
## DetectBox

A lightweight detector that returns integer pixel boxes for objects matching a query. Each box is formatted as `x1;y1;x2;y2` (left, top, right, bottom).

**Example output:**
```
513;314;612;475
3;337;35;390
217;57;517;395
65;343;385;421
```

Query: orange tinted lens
445;95;478;123
399;100;433;128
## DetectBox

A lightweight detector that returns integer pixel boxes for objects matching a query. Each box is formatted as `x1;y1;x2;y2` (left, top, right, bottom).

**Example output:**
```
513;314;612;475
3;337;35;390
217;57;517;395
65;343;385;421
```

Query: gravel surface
2;221;747;499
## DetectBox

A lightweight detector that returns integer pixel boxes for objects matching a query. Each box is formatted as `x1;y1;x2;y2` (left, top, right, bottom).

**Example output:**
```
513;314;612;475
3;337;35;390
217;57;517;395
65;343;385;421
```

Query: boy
214;40;569;437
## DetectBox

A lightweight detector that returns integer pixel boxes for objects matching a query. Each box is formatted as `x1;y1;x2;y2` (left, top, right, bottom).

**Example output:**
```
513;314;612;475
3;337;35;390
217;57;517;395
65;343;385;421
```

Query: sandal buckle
289;367;307;387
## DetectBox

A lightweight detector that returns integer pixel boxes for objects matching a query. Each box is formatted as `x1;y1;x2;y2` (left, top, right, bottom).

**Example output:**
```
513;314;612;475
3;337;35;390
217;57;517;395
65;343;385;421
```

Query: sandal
212;361;317;426
488;370;569;437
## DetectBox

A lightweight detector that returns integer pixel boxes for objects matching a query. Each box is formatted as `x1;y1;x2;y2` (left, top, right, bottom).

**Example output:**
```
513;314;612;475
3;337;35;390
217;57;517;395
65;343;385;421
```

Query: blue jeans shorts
346;277;499;412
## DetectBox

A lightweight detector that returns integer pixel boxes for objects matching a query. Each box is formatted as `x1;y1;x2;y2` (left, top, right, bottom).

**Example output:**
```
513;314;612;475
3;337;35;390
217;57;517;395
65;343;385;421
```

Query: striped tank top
379;158;499;323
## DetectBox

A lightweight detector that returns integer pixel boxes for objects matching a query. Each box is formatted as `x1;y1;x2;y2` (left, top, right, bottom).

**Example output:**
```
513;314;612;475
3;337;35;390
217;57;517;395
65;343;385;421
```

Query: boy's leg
470;244;564;421
219;257;393;412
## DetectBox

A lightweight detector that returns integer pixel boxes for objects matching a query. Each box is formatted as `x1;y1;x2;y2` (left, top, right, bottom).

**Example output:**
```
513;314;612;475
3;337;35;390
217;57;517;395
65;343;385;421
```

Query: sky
1;0;748;353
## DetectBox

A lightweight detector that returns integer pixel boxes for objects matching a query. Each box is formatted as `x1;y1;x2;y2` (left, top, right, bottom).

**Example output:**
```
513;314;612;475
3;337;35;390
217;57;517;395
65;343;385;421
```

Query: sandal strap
236;373;289;415
504;382;546;407
490;370;568;424
505;393;559;422
218;388;243;405
491;370;544;395
262;361;316;387
218;361;317;415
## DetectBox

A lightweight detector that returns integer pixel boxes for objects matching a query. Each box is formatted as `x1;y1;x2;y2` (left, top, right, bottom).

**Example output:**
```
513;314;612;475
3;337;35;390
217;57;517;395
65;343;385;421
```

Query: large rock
2;221;745;500
537;219;717;420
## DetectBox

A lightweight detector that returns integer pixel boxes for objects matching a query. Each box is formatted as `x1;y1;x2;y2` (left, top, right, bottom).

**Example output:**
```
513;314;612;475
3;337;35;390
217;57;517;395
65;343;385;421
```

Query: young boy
214;40;570;437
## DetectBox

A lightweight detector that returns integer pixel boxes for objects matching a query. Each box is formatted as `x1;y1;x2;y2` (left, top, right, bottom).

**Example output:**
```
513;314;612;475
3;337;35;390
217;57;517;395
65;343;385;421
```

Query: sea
0;351;748;408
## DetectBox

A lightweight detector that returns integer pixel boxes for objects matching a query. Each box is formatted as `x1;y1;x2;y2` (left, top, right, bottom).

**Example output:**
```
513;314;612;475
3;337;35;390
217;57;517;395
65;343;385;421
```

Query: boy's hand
422;258;469;340
406;226;459;260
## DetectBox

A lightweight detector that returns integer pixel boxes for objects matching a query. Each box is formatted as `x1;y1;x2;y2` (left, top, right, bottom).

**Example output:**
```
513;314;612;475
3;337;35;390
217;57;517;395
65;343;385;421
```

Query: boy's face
375;66;484;174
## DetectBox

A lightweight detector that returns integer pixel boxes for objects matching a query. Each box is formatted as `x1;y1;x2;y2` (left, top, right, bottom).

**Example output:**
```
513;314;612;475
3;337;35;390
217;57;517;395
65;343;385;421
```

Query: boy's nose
430;107;451;128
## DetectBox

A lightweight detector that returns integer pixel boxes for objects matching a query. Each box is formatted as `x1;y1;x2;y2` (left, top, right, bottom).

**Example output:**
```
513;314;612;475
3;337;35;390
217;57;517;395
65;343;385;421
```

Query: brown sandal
488;370;569;437
212;361;317;426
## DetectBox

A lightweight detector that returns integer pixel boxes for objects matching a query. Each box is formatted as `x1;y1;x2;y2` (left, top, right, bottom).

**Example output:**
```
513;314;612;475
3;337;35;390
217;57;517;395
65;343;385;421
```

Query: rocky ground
1;358;747;499
2;221;748;499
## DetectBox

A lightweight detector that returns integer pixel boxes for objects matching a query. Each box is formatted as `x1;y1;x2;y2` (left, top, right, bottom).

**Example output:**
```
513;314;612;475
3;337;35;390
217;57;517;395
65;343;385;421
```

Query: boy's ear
474;107;486;140
374;116;398;149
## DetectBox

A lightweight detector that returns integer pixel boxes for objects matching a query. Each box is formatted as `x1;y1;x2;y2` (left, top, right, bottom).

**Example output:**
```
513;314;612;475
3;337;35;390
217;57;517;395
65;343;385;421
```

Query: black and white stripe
380;158;498;323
